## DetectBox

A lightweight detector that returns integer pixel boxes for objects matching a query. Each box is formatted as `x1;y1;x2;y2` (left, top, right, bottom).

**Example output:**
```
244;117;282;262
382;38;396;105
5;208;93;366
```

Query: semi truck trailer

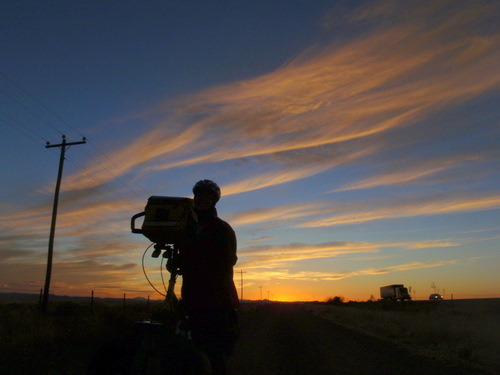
380;284;412;301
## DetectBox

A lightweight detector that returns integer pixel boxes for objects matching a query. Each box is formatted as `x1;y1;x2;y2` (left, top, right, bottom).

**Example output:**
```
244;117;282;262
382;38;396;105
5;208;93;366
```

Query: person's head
192;179;221;211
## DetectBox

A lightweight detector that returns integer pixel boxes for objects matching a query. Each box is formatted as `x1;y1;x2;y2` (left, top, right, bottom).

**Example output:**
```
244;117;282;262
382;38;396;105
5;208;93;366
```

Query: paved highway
227;303;486;375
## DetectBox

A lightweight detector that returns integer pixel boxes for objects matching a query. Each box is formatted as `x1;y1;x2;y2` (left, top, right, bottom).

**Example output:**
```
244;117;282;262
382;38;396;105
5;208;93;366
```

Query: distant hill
0;292;149;304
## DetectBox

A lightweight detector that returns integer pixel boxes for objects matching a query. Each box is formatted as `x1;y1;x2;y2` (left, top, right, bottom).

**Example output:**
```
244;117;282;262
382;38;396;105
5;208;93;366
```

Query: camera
131;196;198;246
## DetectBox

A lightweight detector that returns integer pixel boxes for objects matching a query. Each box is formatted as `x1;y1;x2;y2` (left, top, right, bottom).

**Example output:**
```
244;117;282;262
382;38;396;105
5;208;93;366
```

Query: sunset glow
1;1;499;302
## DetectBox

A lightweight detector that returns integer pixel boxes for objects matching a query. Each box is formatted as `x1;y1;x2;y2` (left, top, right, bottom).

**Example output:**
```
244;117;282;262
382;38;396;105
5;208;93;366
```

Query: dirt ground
227;303;488;375
0;300;491;374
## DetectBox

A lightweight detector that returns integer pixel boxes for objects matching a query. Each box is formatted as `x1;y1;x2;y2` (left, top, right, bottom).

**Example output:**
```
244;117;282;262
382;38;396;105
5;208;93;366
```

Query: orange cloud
236;237;460;271
333;153;488;192
228;202;327;227
59;0;499;195
228;193;500;229
298;194;500;228
237;241;380;269
239;260;458;283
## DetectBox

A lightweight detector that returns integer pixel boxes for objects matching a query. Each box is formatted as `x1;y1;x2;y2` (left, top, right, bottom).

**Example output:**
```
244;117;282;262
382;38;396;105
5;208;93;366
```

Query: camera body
131;196;197;246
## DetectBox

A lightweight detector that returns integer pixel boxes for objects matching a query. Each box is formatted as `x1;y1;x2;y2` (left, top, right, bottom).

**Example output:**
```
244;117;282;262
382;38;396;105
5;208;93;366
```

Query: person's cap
192;179;221;203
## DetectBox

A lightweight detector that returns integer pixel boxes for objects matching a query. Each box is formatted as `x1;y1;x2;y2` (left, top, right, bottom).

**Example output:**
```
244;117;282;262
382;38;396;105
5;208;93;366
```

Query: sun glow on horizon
0;0;499;303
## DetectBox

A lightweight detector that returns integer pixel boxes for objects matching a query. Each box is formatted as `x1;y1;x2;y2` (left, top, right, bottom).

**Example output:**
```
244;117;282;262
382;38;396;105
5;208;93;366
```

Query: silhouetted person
179;179;239;375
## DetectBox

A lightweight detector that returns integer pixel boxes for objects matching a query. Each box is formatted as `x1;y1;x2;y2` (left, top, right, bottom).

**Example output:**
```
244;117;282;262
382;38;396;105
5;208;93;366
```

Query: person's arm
218;221;237;266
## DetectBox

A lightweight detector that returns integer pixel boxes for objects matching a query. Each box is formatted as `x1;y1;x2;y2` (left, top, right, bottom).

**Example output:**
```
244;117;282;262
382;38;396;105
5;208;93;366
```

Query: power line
0;110;49;144
0;86;64;136
1;115;144;211
1;72;151;206
63;155;140;210
2;117;47;145
82;140;151;198
0;71;85;138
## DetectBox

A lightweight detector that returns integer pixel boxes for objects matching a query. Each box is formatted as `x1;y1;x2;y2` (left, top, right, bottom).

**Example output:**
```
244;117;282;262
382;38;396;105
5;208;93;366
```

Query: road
227;303;486;375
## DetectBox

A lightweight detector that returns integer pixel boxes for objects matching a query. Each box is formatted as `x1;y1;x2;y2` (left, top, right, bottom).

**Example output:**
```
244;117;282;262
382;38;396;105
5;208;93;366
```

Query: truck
380;284;412;301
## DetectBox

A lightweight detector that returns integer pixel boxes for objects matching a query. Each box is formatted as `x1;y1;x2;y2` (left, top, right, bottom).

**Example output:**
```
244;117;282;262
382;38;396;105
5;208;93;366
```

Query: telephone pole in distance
237;270;246;303
42;135;86;312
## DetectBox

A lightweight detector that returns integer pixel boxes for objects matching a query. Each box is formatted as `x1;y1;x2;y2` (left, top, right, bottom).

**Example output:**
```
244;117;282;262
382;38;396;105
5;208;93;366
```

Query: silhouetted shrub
325;296;345;305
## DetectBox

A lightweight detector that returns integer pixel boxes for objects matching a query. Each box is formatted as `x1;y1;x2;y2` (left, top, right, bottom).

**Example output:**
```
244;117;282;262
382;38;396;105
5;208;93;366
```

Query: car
429;293;443;300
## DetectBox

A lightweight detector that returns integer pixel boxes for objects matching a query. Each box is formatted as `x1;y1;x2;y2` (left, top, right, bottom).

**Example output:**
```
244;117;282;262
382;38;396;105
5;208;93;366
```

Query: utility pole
259;286;263;300
237;270;246;303
42;135;86;312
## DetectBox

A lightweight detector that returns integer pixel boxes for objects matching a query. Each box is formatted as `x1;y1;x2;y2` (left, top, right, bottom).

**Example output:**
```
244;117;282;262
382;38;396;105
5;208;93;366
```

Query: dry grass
307;299;500;374
2;297;499;374
0;300;158;374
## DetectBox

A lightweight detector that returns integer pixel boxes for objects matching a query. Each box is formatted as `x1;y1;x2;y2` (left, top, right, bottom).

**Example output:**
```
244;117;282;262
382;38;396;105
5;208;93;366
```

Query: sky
1;0;499;302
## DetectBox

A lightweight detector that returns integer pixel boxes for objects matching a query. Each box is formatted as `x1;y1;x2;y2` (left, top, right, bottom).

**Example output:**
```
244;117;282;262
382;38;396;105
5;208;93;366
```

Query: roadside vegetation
0;299;160;374
1;297;498;374
309;297;500;374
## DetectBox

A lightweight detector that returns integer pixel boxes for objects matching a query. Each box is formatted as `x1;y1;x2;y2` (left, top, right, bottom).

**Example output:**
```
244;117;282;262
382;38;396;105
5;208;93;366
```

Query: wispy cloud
229;202;325;227
238;241;380;269
60;0;499;196
333;153;491;192
237;238;459;271
0;259;147;297
298;193;500;228
245;236;275;244
2;1;498;299
241;260;458;282
229;192;500;229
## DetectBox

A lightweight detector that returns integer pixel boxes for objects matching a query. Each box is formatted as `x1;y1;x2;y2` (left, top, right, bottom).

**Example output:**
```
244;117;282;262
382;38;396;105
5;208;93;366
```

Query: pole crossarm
46;138;87;148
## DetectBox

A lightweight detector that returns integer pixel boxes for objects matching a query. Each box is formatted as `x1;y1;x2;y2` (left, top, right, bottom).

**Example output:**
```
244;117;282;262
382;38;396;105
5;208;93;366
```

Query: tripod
87;243;212;375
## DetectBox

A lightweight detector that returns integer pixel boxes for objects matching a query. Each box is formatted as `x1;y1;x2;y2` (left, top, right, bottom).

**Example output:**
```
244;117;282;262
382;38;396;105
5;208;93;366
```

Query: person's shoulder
213;217;234;232
215;216;232;228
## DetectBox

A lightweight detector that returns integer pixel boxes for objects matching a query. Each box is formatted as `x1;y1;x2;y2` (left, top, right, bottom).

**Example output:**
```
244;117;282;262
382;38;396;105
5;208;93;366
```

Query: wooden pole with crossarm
41;135;86;312
237;270;246;303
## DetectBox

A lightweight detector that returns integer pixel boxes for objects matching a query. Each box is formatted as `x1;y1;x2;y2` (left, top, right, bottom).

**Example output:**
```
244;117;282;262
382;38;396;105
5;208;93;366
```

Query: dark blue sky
1;0;499;301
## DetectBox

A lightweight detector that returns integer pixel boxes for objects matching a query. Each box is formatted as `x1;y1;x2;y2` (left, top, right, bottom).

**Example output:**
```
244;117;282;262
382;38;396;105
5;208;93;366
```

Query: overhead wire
4;72;150;198
0;86;64;137
63;155;140;211
77;140;151;199
1;73;165;296
0;72;150;206
1;73;187;307
0;110;48;145
0;71;84;139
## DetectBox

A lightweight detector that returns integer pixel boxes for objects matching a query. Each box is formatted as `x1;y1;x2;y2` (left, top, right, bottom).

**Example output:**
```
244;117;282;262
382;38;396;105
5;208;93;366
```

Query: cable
1;72;153;201
0;110;49;145
1;72;152;214
142;243;166;297
63;156;139;210
160;256;168;293
78;140;151;199
0;86;64;136
0;71;84;138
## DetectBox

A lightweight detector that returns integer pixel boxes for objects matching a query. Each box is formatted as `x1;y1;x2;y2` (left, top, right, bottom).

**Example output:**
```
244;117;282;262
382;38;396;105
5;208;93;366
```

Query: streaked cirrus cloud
242;260;458;283
61;0;499;196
